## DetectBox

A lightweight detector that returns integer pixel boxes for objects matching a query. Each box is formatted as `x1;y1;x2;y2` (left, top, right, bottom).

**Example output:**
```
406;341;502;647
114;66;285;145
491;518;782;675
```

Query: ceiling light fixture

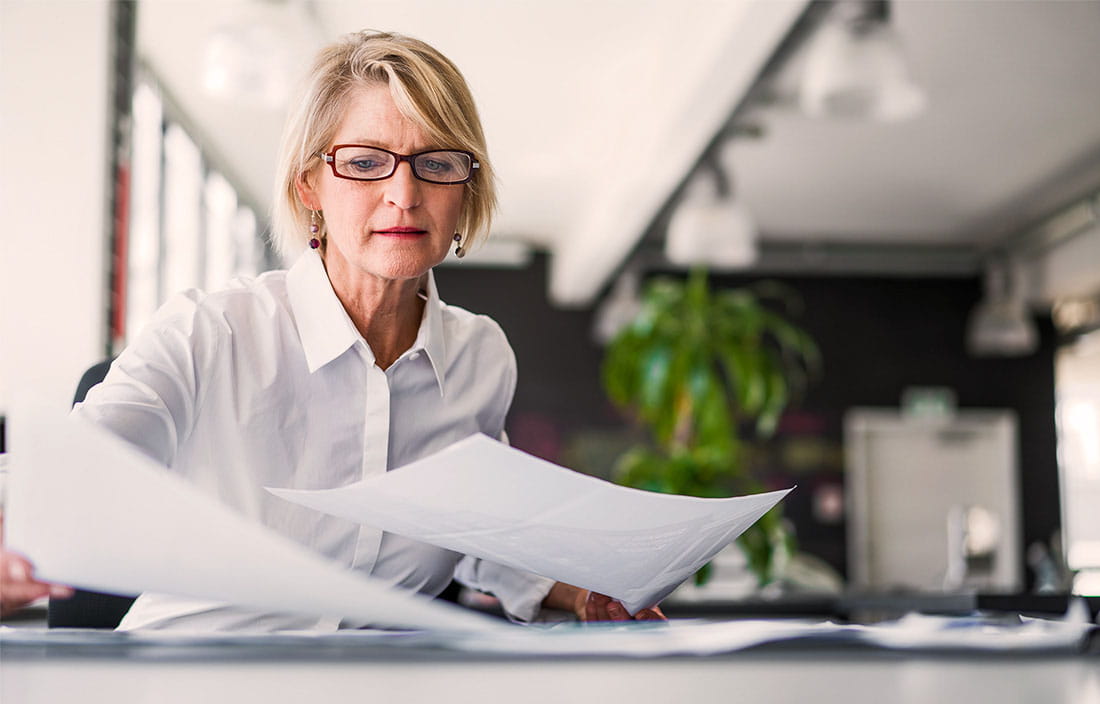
592;268;643;345
799;0;926;122
202;21;294;109
966;257;1039;357
665;151;758;269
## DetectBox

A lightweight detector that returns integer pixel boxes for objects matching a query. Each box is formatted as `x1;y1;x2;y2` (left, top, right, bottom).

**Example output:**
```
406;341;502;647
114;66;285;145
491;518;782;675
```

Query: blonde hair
271;30;496;259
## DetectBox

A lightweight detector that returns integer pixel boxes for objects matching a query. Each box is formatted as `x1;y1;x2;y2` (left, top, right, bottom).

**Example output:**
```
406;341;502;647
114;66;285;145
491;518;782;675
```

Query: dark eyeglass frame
319;144;480;185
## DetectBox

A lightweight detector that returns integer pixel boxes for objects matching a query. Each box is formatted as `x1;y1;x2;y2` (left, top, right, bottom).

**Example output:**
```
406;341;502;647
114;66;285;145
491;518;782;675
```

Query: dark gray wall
435;256;1060;586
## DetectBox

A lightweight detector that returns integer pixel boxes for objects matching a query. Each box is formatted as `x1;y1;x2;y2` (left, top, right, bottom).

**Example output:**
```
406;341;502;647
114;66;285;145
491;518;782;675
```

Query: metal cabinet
844;409;1021;592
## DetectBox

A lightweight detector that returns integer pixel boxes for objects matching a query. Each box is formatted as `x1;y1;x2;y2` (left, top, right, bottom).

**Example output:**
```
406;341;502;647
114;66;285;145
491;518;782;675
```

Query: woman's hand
0;514;74;618
0;548;73;618
544;582;666;623
579;590;665;622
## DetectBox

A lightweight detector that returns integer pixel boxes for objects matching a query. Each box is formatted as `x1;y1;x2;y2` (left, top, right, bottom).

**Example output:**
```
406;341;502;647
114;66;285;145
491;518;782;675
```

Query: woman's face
298;84;465;285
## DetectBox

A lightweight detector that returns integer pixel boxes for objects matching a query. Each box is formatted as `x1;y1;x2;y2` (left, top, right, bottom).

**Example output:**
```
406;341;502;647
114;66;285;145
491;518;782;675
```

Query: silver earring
309;210;321;249
453;232;465;259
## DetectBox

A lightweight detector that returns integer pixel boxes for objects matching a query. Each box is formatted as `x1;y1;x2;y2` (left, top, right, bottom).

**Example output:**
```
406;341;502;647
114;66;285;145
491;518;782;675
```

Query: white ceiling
735;0;1100;246
137;0;1100;306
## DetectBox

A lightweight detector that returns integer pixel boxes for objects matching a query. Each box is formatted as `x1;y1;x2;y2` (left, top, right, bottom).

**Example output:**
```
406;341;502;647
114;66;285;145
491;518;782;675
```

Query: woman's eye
349;159;381;171
421;159;453;174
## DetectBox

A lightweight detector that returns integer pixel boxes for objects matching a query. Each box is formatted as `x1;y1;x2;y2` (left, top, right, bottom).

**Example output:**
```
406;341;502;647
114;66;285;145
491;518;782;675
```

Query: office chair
46;359;138;629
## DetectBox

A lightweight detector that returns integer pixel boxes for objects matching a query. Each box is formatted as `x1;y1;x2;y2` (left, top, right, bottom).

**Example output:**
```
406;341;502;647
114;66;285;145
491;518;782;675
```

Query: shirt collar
286;248;360;373
286;248;448;395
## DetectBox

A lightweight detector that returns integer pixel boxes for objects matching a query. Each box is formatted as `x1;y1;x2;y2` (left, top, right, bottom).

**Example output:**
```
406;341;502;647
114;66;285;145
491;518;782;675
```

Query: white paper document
268;434;791;613
3;612;1091;657
5;416;506;633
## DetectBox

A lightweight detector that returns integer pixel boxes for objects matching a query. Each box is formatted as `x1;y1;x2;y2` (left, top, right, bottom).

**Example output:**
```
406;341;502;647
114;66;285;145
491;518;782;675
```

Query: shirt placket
351;343;390;572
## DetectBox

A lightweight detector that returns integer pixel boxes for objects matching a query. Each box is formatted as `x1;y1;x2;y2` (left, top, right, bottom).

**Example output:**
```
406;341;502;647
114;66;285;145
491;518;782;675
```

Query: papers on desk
268;433;791;614
3;610;1093;656
4;416;505;633
851;611;1096;652
455;611;1096;656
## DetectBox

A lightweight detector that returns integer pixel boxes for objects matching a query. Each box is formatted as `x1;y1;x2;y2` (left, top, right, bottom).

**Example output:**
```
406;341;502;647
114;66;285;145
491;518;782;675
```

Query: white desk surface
4;637;1099;704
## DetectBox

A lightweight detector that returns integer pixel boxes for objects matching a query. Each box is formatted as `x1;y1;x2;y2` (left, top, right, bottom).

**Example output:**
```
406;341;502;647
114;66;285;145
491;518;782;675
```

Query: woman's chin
363;252;446;281
328;239;447;282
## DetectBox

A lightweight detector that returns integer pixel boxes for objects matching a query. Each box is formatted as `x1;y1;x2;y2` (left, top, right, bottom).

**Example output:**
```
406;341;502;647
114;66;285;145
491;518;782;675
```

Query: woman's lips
374;227;427;238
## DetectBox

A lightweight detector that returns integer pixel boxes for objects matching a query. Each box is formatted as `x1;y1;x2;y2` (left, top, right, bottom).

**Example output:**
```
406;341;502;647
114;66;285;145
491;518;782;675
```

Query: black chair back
46;359;138;629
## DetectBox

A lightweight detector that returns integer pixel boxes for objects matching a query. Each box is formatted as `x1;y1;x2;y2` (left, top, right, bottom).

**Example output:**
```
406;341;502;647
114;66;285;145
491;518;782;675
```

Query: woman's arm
72;290;219;467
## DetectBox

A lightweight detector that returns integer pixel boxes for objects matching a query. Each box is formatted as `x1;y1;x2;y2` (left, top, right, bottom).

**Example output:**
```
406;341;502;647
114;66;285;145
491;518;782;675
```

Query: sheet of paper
0;619;852;657
849;612;1095;652
268;433;791;613
4;612;1091;656
4;416;506;633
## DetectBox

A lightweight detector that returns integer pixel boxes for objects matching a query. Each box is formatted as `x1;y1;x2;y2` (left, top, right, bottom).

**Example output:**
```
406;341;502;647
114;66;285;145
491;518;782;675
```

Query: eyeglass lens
331;146;472;184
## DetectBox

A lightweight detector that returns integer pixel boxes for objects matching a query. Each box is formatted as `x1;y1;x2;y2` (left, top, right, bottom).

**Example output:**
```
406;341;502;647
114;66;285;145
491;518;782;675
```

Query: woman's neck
324;257;427;370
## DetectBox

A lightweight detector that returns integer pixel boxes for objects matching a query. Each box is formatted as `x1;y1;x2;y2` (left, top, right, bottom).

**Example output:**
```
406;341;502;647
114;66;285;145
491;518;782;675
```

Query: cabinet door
1056;333;1100;574
845;410;1020;592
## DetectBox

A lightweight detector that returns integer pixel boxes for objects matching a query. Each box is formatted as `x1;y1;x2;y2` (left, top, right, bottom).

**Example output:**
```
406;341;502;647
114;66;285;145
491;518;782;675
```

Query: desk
3;634;1098;704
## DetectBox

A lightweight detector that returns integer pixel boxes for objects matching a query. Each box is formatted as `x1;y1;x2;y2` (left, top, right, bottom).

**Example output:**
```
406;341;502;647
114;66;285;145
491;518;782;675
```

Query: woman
23;30;662;629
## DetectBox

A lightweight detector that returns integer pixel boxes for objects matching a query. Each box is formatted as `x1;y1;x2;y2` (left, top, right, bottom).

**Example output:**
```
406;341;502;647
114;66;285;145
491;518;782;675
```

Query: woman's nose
384;161;422;209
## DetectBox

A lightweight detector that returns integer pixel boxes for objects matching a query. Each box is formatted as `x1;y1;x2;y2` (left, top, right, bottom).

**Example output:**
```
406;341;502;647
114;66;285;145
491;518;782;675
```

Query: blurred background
2;0;1099;605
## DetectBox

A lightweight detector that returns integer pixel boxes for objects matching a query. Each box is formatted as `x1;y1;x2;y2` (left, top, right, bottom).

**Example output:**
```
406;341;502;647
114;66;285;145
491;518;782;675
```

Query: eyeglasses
319;144;479;185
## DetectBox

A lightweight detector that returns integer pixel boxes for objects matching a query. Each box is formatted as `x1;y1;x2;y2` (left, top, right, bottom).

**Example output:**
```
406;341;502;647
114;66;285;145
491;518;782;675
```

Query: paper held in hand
269;434;791;614
5;416;506;633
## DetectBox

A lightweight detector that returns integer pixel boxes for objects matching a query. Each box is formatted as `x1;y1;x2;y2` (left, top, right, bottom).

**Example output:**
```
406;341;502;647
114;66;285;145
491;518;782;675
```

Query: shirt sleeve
453;555;556;624
71;290;219;468
450;418;556;624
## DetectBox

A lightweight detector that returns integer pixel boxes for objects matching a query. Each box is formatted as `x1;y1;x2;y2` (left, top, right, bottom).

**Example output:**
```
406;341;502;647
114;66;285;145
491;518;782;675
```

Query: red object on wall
109;160;130;351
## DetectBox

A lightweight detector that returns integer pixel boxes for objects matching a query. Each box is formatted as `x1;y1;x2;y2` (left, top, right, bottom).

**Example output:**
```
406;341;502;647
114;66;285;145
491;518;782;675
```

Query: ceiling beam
548;0;811;307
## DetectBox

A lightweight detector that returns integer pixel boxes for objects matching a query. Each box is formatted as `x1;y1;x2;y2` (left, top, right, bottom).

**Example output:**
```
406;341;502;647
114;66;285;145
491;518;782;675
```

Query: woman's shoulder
152;270;292;328
436;302;516;399
130;271;295;355
438;301;511;351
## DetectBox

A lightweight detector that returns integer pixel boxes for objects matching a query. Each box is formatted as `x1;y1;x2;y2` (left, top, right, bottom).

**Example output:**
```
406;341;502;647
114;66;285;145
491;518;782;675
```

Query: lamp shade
800;19;926;122
966;298;1038;357
203;23;293;109
593;270;643;344
966;260;1038;357
665;186;758;269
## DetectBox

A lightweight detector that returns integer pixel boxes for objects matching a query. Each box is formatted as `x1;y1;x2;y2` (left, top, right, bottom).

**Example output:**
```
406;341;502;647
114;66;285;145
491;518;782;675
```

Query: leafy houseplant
601;269;820;586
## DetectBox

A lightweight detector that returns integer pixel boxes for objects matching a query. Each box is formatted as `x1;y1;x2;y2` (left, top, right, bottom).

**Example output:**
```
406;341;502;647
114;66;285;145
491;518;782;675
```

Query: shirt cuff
454;557;556;624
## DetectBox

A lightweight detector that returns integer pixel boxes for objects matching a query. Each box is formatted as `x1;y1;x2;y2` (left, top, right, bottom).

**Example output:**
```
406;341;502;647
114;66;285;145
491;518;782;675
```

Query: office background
2;0;1099;598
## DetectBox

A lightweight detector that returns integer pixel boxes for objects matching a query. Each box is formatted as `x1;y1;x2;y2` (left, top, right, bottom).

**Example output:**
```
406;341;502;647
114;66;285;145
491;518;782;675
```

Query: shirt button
409;352;420;361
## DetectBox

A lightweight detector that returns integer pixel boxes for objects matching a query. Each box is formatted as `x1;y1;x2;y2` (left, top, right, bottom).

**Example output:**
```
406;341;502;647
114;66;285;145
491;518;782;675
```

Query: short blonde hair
271;30;496;259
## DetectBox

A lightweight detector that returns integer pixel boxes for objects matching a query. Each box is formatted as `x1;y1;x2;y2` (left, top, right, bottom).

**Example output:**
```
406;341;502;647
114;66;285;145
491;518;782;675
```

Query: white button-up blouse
72;248;555;631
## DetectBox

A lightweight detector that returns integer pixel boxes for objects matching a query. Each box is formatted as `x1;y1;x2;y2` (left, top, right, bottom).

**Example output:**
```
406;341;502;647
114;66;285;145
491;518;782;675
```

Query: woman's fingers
606;599;630;621
0;550;74;617
584;591;601;621
584;591;615;621
581;592;665;622
633;605;667;621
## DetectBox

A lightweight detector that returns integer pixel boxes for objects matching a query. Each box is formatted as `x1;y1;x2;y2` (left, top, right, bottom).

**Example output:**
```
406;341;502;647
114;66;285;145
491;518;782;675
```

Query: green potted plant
601;268;820;586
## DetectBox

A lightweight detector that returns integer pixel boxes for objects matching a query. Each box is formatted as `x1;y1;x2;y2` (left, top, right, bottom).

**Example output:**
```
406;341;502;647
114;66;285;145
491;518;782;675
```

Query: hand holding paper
268;434;791;614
